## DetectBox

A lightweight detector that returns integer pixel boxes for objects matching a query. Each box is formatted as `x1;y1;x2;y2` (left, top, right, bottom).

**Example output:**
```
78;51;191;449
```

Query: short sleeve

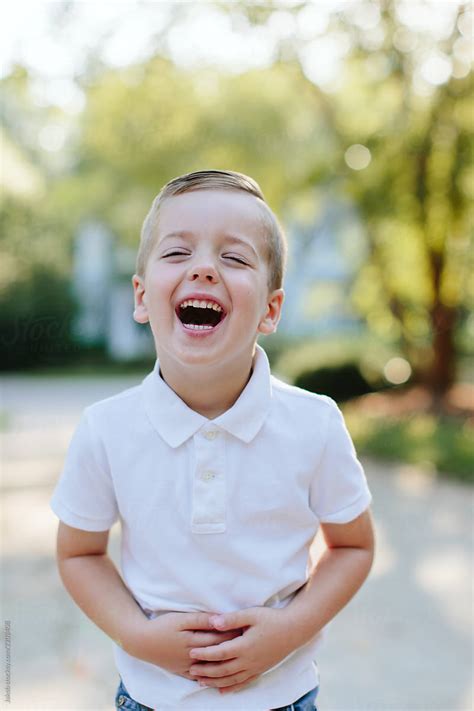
50;409;119;531
310;401;372;524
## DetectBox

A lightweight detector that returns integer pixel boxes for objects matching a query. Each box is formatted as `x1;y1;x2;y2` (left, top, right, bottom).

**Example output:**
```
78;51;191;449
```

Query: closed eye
162;251;248;264
225;255;248;265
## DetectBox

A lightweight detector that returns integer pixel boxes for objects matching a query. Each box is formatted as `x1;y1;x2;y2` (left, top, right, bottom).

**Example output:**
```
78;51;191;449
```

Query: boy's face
132;189;284;370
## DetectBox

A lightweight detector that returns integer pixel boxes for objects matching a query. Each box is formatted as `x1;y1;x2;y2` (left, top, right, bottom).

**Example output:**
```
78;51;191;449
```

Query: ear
257;288;284;336
132;274;149;324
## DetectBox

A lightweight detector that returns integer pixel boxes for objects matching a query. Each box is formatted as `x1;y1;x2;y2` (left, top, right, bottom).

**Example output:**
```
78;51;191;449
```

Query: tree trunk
424;251;457;407
427;301;457;395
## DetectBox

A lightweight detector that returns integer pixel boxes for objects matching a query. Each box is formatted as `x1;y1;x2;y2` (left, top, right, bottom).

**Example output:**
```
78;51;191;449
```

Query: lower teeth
183;324;214;330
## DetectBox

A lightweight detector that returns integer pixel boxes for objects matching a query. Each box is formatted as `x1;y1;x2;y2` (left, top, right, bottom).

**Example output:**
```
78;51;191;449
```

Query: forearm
57;553;146;652
283;546;374;650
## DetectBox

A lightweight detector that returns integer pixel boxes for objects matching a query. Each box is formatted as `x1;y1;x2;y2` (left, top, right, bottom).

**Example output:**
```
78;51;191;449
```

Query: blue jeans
115;678;319;710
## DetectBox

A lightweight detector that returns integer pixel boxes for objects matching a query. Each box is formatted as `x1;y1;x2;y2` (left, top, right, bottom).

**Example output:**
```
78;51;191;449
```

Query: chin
168;344;225;367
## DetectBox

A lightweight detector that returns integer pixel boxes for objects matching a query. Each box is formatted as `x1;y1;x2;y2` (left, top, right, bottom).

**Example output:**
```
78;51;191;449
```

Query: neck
157;350;256;420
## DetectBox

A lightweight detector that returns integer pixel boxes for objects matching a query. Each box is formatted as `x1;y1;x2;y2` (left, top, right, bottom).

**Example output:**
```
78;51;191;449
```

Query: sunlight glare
344;144;372;171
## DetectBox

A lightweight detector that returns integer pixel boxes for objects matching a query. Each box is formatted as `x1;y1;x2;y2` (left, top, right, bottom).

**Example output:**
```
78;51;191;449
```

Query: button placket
191;428;226;533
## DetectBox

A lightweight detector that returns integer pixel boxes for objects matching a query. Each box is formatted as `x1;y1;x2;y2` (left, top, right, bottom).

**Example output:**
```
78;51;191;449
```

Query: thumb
210;609;255;631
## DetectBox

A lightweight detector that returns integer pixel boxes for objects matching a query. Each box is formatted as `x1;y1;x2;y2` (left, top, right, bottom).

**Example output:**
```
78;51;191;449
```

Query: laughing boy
51;169;374;711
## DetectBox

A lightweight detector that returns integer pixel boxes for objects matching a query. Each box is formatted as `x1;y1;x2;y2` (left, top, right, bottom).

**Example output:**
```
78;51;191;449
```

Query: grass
0;410;10;432
343;409;474;484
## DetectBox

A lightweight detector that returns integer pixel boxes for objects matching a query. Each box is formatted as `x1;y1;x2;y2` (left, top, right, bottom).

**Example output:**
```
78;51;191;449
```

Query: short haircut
136;169;287;292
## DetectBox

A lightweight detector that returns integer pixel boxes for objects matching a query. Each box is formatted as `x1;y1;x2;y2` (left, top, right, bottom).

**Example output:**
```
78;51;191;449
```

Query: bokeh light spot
384;357;412;385
344;144;371;170
38;124;67;152
420;52;452;85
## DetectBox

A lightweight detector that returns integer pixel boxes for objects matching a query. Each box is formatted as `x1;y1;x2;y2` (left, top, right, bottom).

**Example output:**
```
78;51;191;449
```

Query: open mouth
176;298;226;331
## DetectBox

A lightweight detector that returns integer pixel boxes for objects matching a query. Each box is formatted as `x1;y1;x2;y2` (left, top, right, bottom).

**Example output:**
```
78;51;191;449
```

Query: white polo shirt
50;344;372;711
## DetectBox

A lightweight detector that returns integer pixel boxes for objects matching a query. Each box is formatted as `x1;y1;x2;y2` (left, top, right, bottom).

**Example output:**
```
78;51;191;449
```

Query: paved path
1;375;472;711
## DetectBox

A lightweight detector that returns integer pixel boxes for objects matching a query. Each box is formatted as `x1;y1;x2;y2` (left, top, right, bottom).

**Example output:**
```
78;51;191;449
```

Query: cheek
148;265;181;295
233;286;259;313
232;271;262;295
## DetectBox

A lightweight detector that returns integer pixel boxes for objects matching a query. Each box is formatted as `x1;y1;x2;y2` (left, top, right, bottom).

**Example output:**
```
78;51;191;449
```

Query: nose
187;261;219;284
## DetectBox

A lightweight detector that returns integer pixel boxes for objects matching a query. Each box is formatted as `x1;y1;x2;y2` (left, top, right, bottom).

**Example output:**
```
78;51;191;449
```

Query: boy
51;169;375;711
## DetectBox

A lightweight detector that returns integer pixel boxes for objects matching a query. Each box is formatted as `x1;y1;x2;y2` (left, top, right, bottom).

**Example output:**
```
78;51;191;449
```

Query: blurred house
72;198;365;360
279;196;366;338
72;221;154;360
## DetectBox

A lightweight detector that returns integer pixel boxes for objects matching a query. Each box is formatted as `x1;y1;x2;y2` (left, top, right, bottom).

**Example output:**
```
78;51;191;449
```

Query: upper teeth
179;299;223;312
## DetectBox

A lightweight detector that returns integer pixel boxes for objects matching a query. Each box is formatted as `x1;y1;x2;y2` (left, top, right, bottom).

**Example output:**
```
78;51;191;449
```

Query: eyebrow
159;231;259;257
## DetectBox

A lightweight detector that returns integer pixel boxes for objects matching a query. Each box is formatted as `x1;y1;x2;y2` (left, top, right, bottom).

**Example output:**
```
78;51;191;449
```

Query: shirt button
201;470;216;481
203;430;218;440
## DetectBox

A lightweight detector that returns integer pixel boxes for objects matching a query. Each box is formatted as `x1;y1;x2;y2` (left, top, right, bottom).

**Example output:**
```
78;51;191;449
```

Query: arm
281;507;375;649
56;522;147;650
56;522;241;678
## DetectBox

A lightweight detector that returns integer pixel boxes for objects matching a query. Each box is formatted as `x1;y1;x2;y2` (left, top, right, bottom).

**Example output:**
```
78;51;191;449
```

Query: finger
210;610;255;631
192;627;244;637
189;659;242;678
195;669;254;689
189;638;242;662
219;675;259;694
189;630;243;646
180;672;196;681
181;612;215;631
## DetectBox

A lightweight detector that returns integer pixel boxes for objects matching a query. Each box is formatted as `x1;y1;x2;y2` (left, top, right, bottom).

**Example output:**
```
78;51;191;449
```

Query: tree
218;0;473;400
334;2;472;398
3;1;471;393
62;55;334;246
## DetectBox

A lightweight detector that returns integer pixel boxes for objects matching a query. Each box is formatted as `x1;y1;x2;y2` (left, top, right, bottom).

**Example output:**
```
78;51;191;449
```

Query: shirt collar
142;344;272;448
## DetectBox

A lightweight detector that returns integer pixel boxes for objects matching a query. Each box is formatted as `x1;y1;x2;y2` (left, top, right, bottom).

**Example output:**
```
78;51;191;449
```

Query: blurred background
1;1;473;709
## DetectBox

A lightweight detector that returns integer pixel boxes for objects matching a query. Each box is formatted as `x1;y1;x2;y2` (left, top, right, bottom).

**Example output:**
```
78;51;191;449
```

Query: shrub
294;362;374;403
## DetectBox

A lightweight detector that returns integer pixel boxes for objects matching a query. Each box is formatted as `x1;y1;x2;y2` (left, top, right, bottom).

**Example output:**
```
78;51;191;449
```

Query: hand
188;607;293;694
128;611;244;680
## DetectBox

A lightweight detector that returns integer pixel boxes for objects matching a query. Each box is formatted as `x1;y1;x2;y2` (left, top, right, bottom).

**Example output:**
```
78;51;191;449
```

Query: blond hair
136;169;287;292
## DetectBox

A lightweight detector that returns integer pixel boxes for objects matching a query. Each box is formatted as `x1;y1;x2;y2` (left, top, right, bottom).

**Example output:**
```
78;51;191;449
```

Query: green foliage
1;2;472;392
74;57;333;246
294;362;376;403
273;336;395;386
225;1;473;391
345;409;474;483
0;194;78;369
0;265;78;370
323;10;473;391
